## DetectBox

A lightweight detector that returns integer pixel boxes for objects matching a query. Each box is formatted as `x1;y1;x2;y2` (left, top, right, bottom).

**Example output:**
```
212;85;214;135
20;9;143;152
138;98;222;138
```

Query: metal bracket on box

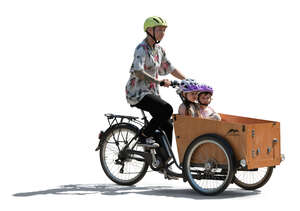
251;129;255;138
267;147;272;153
256;148;261;155
273;138;278;144
252;150;256;158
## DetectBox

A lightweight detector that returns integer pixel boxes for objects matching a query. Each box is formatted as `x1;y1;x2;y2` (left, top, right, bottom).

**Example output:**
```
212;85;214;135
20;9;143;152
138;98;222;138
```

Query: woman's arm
134;70;160;83
134;70;171;87
171;69;185;80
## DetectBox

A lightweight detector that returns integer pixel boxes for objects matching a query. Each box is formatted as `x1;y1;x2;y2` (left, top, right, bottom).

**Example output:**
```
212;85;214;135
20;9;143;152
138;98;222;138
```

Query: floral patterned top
125;39;175;105
199;106;222;121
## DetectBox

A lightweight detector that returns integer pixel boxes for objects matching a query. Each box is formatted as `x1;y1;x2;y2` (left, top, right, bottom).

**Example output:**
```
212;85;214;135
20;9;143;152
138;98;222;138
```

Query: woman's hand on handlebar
159;79;171;87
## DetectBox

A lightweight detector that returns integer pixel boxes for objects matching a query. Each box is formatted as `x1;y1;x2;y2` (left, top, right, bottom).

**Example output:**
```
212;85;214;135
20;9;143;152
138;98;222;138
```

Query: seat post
140;109;149;126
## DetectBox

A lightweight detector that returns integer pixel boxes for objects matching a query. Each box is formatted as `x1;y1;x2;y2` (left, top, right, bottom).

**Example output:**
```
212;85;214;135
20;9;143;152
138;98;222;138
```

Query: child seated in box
197;84;221;121
178;79;221;121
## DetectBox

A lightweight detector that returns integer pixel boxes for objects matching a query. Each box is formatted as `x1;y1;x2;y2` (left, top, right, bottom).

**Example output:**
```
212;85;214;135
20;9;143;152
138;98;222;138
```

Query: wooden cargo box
173;114;281;169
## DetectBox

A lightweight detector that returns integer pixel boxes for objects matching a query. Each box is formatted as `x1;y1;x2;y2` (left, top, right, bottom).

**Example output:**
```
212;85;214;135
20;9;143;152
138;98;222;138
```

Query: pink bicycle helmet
178;79;201;93
198;84;213;95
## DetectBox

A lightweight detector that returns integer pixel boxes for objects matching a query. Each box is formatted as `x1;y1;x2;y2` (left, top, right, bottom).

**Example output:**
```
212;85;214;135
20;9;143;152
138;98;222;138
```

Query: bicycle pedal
164;174;179;180
163;169;179;180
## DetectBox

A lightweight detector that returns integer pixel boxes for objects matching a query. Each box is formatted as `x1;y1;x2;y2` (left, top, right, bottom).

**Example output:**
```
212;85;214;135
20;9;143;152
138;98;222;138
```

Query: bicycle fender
95;130;105;151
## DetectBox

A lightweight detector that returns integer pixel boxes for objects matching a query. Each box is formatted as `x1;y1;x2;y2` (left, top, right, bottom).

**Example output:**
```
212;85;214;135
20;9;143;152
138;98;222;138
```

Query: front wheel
183;135;235;196
99;124;149;186
233;166;274;190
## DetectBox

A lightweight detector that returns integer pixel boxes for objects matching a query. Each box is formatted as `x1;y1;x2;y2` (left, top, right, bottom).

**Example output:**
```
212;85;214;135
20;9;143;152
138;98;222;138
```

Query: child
178;79;201;117
197;84;221;121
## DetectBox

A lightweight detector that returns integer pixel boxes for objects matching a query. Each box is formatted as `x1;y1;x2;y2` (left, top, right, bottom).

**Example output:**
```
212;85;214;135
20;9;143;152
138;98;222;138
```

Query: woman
125;16;185;148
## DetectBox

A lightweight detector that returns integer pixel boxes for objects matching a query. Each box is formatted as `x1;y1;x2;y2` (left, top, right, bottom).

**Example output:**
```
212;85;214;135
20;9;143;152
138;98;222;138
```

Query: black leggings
134;94;173;146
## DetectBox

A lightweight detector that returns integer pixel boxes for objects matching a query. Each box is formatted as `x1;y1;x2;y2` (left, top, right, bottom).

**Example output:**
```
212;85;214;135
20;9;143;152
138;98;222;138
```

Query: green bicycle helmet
144;16;168;45
144;16;168;32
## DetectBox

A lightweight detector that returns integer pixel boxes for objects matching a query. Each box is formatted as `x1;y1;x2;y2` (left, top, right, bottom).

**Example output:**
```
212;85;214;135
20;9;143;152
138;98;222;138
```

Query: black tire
183;134;235;196
233;166;274;190
99;123;149;186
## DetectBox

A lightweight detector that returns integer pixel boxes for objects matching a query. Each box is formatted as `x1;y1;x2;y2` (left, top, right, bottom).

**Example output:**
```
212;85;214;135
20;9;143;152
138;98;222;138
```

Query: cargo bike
96;81;284;195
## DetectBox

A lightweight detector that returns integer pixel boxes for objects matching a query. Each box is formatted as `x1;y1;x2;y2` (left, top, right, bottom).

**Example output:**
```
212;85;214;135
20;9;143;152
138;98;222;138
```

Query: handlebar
159;80;180;88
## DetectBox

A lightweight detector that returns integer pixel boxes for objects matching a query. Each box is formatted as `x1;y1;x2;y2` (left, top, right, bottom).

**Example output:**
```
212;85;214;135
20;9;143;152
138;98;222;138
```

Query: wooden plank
246;122;281;169
220;113;274;124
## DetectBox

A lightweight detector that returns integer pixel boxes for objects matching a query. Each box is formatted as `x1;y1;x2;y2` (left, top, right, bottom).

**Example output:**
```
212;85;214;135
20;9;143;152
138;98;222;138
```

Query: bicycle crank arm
165;168;183;179
124;150;152;164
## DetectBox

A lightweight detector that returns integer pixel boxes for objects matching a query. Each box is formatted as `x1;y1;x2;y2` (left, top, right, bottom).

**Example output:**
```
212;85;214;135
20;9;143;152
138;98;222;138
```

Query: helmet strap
179;93;186;103
199;102;209;106
146;27;160;47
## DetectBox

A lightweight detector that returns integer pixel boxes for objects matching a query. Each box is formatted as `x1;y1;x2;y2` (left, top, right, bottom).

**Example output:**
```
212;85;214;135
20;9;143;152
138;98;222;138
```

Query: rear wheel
183;135;235;196
233;166;273;190
99;124;149;186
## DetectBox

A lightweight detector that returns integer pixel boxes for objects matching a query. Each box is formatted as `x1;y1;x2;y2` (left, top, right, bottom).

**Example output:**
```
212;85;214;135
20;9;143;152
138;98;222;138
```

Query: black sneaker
162;169;179;180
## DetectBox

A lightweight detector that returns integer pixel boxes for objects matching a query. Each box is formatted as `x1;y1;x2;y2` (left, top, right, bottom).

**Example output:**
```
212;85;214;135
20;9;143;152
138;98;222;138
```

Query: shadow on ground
13;183;260;200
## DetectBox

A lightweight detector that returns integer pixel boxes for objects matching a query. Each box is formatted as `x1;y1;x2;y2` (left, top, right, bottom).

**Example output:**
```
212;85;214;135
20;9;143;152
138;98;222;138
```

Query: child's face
184;92;198;102
198;93;212;105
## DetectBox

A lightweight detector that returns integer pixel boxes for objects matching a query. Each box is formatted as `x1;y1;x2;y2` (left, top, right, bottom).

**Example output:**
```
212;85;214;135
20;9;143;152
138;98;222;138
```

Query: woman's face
184;92;198;102
198;93;212;105
148;26;166;41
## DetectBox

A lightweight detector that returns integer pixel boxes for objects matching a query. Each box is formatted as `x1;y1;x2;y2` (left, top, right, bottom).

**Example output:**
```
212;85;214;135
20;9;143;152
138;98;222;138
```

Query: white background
1;0;299;210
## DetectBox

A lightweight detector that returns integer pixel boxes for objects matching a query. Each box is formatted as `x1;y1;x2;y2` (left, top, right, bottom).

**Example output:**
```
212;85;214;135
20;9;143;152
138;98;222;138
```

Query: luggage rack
104;113;144;128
